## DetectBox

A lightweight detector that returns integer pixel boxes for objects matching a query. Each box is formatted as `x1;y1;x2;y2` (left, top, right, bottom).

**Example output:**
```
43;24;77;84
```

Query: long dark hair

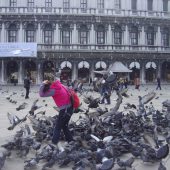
43;83;51;93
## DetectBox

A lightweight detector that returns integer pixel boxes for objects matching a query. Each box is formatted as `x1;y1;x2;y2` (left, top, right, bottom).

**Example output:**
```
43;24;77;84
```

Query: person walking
39;79;74;144
24;75;31;99
156;76;161;90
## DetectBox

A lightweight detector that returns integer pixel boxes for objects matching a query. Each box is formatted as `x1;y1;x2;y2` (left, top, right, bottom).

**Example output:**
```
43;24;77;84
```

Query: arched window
130;26;138;45
8;24;17;42
44;24;53;44
97;25;105;45
26;24;35;42
147;26;154;46
79;25;88;45
162;28;169;47
62;24;70;46
113;26;122;45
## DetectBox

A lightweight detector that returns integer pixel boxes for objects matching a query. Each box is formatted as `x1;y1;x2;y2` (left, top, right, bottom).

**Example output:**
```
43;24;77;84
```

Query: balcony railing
37;44;170;53
0;7;170;18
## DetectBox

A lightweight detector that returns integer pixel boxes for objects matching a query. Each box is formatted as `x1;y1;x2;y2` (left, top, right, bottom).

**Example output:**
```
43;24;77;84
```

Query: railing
37;44;170;53
0;7;170;18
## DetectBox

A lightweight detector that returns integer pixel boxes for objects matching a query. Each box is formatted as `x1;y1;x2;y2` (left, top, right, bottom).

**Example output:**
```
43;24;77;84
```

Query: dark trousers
25;87;30;98
156;84;161;90
101;93;111;104
52;106;73;144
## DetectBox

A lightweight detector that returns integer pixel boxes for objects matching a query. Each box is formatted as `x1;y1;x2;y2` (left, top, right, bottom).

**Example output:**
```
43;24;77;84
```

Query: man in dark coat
24;76;31;99
156;76;161;90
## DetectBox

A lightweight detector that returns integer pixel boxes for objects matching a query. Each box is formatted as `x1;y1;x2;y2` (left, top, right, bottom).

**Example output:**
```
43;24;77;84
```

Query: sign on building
0;43;37;57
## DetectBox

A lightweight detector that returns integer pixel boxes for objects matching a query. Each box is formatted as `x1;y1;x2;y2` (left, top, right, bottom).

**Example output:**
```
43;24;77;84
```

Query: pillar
90;24;95;44
72;61;77;81
157;62;161;78
54;23;59;44
18;60;23;84
37;62;42;84
90;61;95;80
37;23;41;43
156;26;161;46
107;24;112;44
1;59;4;84
19;23;23;42
140;26;145;46
1;23;5;42
140;63;146;84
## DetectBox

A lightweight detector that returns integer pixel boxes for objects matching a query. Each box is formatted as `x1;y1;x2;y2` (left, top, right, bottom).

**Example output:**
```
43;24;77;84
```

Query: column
107;24;112;45
140;63;146;84
19;23;23;42
37;62;42;84
36;23;41;43
1;23;5;42
124;25;129;49
18;60;23;84
156;26;161;47
90;24;95;49
72;61;77;81
1;59;4;84
54;23;59;44
72;24;77;49
140;26;145;45
90;24;95;44
90;61;95;80
157;62;161;78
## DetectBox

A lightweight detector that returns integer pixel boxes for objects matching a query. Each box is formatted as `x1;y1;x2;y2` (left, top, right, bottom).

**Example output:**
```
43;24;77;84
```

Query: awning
78;61;90;69
108;61;132;73
95;61;107;69
146;62;156;69
93;70;109;75
60;61;72;69
0;43;37;57
129;62;140;69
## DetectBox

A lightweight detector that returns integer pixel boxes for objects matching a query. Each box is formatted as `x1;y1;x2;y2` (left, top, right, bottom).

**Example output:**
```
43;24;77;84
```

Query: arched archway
42;60;55;81
60;61;72;82
78;61;90;82
145;62;156;82
95;61;107;78
24;60;36;83
129;62;140;84
162;61;170;82
6;60;18;83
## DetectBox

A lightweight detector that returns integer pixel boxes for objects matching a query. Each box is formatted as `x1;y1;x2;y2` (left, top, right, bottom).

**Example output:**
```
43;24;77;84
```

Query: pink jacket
50;80;70;107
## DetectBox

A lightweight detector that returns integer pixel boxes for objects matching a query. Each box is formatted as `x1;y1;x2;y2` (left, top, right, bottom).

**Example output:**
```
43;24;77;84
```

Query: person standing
24;75;31;99
156;76;161;90
39;79;74;144
135;77;140;90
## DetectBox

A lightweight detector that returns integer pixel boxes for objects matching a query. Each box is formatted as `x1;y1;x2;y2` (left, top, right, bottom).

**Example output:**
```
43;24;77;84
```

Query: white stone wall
0;0;168;12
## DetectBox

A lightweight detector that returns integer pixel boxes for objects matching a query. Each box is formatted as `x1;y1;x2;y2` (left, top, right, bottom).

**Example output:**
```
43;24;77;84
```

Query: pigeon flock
0;86;170;170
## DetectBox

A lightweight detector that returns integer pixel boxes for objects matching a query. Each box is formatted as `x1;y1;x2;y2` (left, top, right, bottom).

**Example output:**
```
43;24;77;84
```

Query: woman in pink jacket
39;80;73;144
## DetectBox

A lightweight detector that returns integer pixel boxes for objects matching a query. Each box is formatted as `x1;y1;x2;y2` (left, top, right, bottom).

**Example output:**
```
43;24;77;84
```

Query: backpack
69;89;80;109
63;85;80;109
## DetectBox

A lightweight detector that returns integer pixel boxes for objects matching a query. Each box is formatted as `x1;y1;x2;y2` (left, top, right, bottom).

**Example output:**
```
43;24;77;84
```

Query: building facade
0;0;170;84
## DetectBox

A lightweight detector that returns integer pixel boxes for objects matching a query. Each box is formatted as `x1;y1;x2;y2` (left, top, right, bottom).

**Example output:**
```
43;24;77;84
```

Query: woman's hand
43;80;50;84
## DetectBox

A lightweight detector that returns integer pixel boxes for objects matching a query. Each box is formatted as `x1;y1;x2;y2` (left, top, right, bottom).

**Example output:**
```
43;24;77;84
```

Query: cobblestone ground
0;84;170;170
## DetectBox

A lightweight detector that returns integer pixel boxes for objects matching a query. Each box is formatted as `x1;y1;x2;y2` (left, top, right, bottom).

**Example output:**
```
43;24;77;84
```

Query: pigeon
16;102;28;111
29;99;42;115
158;162;167;170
